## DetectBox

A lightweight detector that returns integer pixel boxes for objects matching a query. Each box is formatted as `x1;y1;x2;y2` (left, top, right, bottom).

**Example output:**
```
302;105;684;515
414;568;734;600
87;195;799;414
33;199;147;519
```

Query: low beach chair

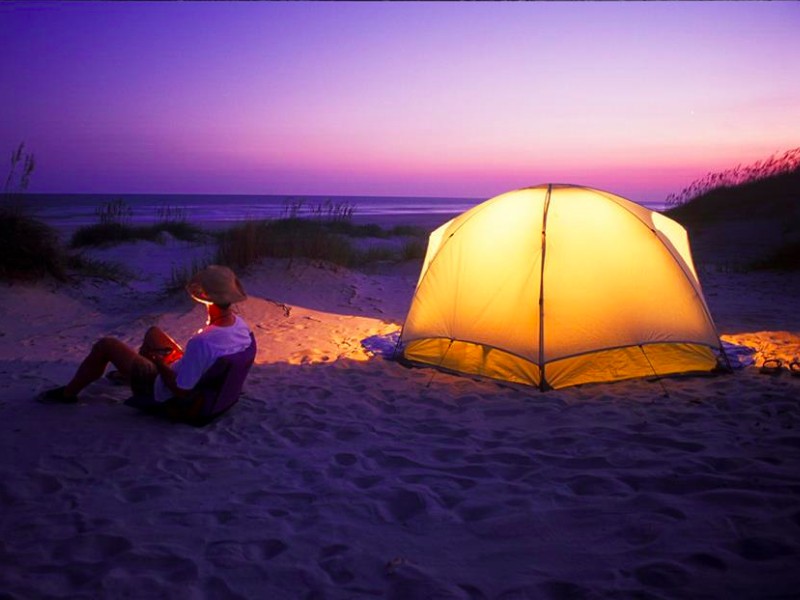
125;334;257;426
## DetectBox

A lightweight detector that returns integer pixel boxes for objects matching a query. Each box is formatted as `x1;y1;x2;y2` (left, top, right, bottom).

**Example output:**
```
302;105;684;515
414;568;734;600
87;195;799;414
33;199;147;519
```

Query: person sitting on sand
40;265;252;404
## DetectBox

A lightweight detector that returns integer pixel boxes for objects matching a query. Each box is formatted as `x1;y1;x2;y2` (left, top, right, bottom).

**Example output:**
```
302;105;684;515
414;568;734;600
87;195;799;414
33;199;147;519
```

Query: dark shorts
129;355;158;398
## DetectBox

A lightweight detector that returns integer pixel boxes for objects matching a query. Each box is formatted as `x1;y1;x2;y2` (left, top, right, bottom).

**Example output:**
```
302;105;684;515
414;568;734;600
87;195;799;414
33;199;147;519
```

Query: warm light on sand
721;331;800;368
238;296;399;366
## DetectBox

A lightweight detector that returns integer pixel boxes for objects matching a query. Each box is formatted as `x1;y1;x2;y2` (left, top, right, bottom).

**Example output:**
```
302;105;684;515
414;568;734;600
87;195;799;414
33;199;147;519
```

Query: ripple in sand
51;533;132;562
118;484;170;503
205;539;288;567
685;552;728;571
634;561;690;589
736;537;797;561
333;452;358;466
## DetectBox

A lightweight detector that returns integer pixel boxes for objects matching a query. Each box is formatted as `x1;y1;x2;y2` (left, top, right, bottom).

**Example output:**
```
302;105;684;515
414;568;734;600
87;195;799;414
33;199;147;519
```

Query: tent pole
717;341;733;373
538;185;552;391
639;344;670;398
426;339;455;388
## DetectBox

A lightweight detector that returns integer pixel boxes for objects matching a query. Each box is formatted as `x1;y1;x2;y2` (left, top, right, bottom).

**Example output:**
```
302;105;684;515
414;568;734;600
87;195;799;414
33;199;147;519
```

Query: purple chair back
126;334;257;426
191;333;257;421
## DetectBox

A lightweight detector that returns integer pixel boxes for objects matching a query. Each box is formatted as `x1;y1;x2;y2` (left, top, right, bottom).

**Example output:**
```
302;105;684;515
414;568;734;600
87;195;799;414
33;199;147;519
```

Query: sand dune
1;234;799;599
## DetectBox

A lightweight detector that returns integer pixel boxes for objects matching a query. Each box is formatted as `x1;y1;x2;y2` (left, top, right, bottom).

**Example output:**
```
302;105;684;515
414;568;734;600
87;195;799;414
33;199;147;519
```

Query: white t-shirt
154;316;253;403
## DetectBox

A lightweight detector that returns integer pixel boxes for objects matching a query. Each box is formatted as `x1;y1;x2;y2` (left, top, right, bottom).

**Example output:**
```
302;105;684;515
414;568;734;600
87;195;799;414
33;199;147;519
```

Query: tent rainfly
400;184;726;390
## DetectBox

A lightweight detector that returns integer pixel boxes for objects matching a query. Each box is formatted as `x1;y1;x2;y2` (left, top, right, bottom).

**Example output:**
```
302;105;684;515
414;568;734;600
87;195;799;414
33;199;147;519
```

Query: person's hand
146;347;172;363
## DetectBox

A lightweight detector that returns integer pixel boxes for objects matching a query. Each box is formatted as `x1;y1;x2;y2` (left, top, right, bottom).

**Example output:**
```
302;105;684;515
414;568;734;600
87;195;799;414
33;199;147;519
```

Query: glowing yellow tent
401;184;725;390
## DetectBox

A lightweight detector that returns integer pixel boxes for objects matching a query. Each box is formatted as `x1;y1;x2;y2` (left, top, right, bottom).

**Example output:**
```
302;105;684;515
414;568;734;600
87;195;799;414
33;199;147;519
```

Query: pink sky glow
1;1;799;204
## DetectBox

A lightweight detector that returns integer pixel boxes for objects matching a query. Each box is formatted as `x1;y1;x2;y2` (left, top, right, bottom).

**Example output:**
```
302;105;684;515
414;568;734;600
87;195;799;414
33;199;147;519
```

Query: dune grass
0;206;66;281
665;165;800;226
216;217;429;271
70;221;206;248
66;254;135;283
664;150;800;272
664;147;800;210
749;241;800;272
0;143;67;281
71;199;206;248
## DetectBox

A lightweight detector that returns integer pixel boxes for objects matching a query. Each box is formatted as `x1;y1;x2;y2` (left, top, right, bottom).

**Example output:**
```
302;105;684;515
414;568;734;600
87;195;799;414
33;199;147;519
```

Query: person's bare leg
63;337;141;397
139;327;182;360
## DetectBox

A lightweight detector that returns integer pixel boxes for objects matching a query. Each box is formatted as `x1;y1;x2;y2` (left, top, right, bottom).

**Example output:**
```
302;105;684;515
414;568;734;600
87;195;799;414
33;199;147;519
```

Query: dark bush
70;222;206;248
0;207;66;281
749;241;800;271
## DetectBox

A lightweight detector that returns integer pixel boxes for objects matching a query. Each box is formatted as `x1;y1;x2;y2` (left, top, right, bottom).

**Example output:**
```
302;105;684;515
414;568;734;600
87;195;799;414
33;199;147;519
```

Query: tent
400;184;726;390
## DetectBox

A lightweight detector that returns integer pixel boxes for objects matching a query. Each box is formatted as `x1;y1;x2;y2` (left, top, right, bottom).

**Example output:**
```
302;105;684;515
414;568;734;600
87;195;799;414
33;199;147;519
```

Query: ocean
18;193;665;234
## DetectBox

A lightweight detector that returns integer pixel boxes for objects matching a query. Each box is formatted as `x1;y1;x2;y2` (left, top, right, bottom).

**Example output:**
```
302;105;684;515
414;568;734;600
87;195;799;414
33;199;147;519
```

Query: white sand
1;233;799;599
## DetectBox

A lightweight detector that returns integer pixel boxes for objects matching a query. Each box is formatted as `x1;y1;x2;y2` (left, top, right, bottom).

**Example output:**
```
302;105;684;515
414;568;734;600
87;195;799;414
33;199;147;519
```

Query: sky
1;1;799;204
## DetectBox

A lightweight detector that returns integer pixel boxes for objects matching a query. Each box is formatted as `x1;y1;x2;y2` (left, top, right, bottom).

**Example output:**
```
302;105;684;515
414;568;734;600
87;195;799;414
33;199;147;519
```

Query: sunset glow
1;1;799;204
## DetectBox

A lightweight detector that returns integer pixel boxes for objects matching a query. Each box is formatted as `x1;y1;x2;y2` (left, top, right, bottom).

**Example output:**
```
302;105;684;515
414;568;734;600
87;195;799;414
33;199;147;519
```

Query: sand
1;228;799;599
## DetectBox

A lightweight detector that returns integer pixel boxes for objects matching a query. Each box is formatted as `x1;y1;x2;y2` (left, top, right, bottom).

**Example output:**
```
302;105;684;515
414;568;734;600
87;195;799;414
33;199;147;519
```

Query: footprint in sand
159;511;236;528
537;580;593;599
203;576;248;600
205;539;288;568
353;475;383;489
634;561;690;589
156;458;206;483
333;452;358;467
382;488;429;523
317;544;355;585
118;484;170;503
736;537;796;561
51;533;132;562
0;472;63;502
566;474;630;497
684;552;727;571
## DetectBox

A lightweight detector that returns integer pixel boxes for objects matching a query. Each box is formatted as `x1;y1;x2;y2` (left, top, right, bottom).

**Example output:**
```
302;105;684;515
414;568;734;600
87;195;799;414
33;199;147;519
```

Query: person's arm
153;358;191;399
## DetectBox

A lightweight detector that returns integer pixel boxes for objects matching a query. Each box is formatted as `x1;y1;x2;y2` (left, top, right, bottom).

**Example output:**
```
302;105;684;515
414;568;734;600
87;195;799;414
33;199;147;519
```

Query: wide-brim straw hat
186;265;247;305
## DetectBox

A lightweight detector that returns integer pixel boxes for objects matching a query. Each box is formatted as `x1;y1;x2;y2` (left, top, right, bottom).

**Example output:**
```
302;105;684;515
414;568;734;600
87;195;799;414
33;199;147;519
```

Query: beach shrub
358;245;397;264
400;238;427;261
0;143;68;281
389;224;428;237
326;221;385;238
216;217;431;270
665;164;800;226
0;207;66;281
71;197;205;247
749;241;800;271
216;218;357;269
71;222;151;247
70;221;206;248
664;146;800;209
66;254;134;282
157;221;205;241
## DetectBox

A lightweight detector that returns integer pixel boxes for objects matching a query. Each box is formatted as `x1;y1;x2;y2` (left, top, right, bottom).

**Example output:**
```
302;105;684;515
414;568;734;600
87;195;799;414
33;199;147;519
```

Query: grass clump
217;219;357;269
71;221;206;248
71;199;206;248
665;147;800;210
164;256;213;296
749;241;800;271
66;254;135;283
1;143;67;282
400;238;427;261
216;217;431;271
0;207;66;281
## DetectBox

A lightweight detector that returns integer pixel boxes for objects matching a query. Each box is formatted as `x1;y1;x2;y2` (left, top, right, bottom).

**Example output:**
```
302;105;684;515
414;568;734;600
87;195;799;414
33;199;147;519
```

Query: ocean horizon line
17;191;666;234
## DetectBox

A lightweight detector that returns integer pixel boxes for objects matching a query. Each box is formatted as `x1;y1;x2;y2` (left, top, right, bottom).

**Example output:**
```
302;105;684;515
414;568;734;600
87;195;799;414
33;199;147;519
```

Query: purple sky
1;1;799;203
